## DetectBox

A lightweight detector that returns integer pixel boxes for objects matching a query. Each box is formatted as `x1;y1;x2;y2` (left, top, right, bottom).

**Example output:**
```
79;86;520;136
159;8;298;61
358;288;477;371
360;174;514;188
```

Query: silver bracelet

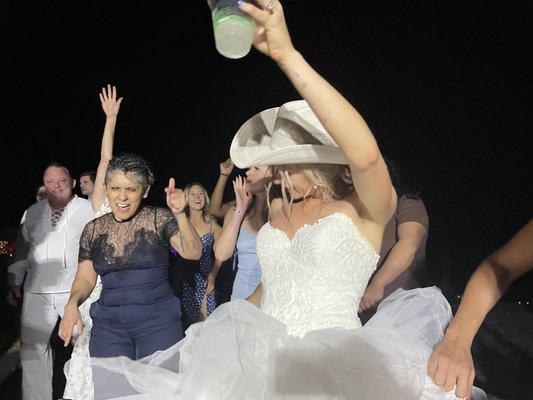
233;207;243;214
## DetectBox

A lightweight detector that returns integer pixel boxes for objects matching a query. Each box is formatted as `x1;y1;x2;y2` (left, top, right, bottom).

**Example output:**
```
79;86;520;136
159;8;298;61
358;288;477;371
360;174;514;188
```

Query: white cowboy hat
230;100;348;168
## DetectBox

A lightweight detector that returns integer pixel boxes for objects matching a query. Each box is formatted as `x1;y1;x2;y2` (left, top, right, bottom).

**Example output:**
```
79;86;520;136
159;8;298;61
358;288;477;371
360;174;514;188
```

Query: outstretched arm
209;159;236;219
427;219;533;398
239;0;396;225
92;84;123;213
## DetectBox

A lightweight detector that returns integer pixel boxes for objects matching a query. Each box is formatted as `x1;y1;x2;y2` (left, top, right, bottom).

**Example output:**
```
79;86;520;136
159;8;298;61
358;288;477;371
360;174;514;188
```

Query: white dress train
88;212;486;400
63;202;111;400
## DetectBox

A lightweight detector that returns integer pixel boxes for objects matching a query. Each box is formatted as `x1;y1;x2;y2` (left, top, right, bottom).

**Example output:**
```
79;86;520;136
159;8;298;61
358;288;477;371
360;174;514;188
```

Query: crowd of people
4;1;531;400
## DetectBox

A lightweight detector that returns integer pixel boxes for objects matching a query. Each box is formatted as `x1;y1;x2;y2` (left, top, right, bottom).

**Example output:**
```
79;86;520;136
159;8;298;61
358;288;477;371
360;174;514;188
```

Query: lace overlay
78;205;178;274
258;212;379;337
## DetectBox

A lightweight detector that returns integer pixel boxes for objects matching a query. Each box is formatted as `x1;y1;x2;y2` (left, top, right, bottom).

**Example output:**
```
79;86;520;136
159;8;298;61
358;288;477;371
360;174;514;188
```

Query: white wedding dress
89;212;486;400
63;201;111;400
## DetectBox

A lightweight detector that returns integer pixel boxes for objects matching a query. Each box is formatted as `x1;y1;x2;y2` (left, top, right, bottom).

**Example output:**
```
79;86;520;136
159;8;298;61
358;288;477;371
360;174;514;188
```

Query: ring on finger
264;0;275;12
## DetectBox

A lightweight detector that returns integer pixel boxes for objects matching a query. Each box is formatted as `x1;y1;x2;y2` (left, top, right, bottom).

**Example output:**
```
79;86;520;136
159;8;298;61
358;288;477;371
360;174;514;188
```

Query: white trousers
20;291;70;400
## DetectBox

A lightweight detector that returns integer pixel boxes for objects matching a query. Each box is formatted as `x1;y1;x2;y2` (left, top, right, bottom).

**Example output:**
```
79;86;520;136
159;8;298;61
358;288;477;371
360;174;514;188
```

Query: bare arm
360;221;427;311
240;1;396;224
428;219;533;397
165;178;203;260
209;159;236;219
66;260;98;308
213;177;251;262
214;208;246;262
92;84;123;212
58;260;98;346
170;213;203;260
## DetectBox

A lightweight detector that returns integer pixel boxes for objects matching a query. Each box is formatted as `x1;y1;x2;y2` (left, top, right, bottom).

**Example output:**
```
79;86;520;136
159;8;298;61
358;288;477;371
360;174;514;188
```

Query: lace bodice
257;212;379;337
79;205;179;275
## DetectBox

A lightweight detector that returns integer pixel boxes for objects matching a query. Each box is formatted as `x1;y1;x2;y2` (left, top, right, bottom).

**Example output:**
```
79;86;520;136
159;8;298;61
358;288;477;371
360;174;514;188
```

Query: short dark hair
79;171;97;183
43;162;72;180
105;153;155;190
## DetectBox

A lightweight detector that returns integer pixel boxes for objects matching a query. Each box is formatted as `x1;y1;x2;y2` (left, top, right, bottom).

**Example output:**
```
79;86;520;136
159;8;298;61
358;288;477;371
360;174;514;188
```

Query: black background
3;0;531;296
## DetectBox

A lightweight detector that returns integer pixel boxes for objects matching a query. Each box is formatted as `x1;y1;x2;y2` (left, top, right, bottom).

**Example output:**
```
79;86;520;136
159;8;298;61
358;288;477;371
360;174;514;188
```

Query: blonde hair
184;182;215;223
267;164;353;217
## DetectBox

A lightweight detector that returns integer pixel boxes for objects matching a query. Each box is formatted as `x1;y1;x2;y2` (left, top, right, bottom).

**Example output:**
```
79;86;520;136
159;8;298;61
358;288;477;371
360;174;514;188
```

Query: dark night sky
2;1;532;295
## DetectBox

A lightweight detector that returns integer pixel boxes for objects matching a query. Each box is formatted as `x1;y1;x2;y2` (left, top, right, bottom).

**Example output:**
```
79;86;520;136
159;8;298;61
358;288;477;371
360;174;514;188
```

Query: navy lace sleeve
78;220;95;262
155;208;180;245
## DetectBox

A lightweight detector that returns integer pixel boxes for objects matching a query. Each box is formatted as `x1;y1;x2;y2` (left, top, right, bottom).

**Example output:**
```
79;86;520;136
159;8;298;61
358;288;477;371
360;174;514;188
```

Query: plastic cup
207;0;256;59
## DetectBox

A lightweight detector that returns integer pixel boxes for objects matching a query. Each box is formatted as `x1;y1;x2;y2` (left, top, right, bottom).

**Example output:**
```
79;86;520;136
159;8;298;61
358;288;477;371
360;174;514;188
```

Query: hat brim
230;107;348;168
231;143;348;168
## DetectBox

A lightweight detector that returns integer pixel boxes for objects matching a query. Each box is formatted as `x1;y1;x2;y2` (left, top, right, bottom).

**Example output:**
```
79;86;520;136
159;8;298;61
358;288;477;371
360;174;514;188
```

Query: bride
89;1;485;399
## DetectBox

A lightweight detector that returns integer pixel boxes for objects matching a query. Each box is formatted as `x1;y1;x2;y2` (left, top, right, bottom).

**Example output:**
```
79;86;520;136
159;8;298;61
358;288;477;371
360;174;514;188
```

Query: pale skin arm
427;219;533;398
213;177;251;262
240;0;396;225
165;178;203;260
246;283;262;308
58;260;98;346
360;221;427;312
209;159;236;219
92;84;123;212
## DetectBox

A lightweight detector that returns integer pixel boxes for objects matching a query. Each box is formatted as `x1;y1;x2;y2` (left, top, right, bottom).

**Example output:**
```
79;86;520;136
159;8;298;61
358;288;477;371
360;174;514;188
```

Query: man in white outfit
7;163;94;400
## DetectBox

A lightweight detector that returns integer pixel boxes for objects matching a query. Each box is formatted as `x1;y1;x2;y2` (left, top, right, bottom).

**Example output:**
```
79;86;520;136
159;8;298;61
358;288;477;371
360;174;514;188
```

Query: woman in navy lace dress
58;154;202;360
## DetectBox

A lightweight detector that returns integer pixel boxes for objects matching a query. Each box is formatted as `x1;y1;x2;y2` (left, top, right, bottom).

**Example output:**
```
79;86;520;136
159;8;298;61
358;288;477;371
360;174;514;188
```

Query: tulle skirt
88;287;486;400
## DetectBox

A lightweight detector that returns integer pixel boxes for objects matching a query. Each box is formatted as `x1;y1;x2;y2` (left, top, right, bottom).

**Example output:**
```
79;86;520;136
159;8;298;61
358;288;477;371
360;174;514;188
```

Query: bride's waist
262;302;361;336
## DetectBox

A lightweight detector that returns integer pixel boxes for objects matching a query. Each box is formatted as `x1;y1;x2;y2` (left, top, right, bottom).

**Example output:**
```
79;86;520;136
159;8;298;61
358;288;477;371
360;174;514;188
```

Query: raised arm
209;159;236;219
427;219;533;398
92;84;123;212
213;176;252;262
165;178;203;260
239;0;396;224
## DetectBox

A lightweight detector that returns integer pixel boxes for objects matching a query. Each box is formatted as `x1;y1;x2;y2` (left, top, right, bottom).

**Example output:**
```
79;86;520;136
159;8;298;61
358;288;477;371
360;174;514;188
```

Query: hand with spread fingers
99;84;123;118
238;0;296;63
233;176;252;213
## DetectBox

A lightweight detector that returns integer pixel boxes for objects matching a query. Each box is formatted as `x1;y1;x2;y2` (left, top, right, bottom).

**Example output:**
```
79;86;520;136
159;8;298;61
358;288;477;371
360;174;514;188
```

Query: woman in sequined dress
173;182;222;330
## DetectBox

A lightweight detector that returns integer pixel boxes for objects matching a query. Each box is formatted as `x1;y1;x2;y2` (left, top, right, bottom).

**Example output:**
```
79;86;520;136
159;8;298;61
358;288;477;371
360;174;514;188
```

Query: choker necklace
292;197;305;204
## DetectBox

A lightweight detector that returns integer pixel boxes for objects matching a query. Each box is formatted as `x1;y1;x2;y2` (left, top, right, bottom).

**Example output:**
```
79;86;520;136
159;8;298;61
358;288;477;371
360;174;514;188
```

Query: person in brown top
359;159;429;315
